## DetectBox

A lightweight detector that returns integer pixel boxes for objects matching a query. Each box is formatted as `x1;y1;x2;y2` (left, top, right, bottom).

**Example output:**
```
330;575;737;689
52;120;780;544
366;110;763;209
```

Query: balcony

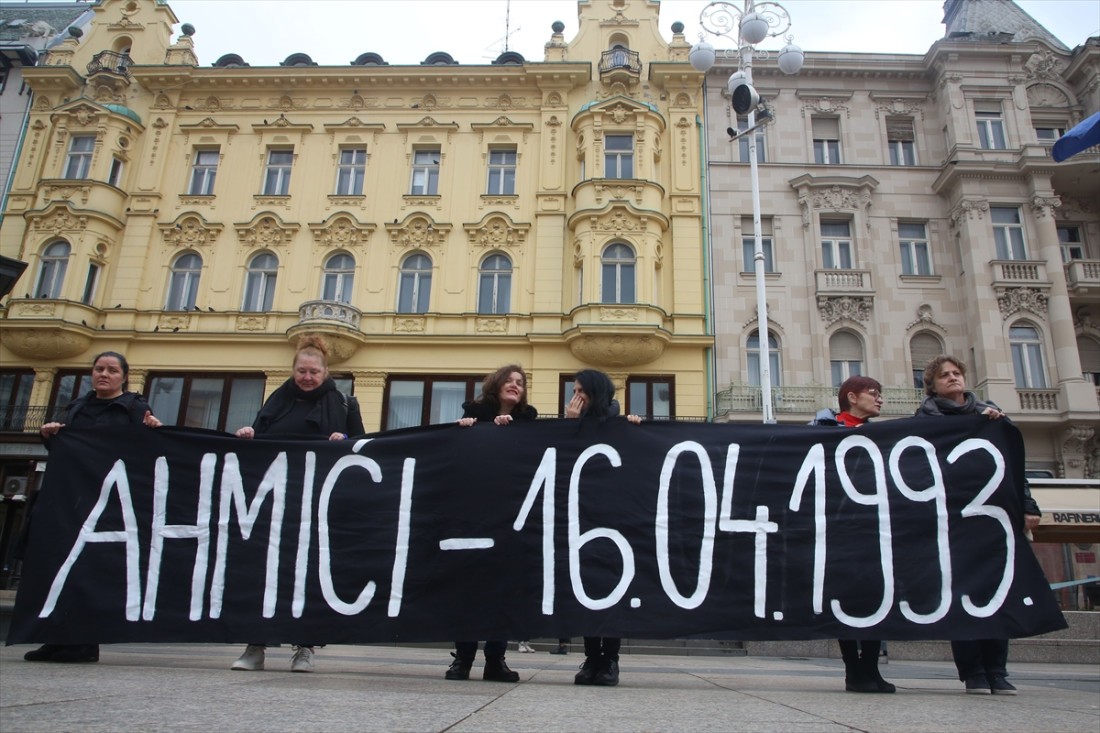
87;50;132;79
715;385;924;418
1065;259;1100;298
814;269;874;296
990;259;1050;288
0;405;66;434
287;300;366;364
599;47;641;84
1017;389;1059;413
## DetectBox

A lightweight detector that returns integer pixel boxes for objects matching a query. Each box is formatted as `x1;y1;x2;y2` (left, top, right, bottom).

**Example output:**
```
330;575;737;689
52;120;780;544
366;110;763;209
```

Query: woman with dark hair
230;334;363;673
916;355;1040;696
444;364;536;683
565;369;639;687
24;351;161;664
810;376;895;694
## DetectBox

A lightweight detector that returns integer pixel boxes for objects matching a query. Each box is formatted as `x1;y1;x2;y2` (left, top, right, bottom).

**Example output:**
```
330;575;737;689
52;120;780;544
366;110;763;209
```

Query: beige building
705;0;1098;470
0;0;713;581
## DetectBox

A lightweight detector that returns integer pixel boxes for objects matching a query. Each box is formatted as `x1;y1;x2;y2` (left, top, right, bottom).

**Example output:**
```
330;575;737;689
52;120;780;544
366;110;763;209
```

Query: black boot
574;656;599;685
23;644;64;662
483;655;519;682
594;657;620;686
863;653;895;693
444;652;473;680
841;641;876;693
51;644;99;663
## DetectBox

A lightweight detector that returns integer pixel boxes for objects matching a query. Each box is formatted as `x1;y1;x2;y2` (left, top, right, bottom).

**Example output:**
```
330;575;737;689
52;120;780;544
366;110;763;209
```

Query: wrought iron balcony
0;405;67;434
599;47;641;81
87;50;132;78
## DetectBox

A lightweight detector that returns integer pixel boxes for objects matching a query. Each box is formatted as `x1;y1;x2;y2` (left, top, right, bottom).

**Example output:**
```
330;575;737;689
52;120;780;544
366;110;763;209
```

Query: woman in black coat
443;364;537;684
230;334;363;673
916;355;1041;696
24;351;162;664
565;369;640;688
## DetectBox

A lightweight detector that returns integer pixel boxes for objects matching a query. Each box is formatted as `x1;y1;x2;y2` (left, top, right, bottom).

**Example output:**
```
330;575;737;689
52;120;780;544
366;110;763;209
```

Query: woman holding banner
566;369;641;687
916;355;1041;695
230;334;363;673
443;364;537;683
23;350;162;664
810;376;896;694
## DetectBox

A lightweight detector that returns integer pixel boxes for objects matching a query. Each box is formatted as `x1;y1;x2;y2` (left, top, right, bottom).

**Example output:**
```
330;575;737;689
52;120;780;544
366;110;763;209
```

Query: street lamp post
690;1;803;424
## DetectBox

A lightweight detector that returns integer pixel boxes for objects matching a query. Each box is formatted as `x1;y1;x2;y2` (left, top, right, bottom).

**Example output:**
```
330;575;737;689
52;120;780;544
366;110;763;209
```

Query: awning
1030;479;1100;543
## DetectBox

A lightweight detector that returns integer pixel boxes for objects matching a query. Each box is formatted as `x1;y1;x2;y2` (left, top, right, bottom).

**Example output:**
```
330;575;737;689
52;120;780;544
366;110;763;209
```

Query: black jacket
252;379;365;437
461;400;538;421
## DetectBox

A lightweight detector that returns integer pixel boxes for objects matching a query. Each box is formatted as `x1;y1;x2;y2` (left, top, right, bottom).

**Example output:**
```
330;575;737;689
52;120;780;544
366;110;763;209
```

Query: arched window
321;252;355;304
478;253;512;315
242;251;278;312
35;240;70;298
747;330;781;387
909;332;944;388
1078;335;1100;386
1010;324;1048;388
829;331;864;386
601;243;635;304
166;252;202;311
398;252;432;313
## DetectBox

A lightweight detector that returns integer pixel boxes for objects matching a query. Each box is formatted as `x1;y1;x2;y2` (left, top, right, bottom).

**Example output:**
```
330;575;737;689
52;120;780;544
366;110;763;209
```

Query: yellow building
0;0;711;577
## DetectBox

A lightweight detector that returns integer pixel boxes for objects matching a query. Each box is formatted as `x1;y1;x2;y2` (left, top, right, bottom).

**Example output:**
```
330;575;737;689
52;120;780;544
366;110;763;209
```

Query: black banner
8;417;1066;645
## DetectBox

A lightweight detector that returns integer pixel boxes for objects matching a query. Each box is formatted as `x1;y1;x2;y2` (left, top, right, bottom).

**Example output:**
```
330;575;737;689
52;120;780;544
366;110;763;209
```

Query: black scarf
916;391;997;417
253;378;345;436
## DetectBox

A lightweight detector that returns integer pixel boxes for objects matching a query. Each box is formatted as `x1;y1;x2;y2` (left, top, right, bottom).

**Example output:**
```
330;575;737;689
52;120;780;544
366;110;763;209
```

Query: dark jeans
455;640;506;660
583;636;621;661
951;639;1009;681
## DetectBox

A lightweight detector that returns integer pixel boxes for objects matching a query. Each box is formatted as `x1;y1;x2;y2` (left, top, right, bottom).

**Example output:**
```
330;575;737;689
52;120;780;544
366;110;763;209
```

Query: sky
156;0;1096;67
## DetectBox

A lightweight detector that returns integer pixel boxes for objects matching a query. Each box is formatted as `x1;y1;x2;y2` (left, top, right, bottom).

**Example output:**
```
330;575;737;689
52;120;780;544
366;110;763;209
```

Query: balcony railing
814;269;874;295
297;300;362;329
1017;389;1059;412
0;405;67;434
715;385;926;418
87;50;132;78
1065;259;1100;295
991;259;1049;286
599;48;641;79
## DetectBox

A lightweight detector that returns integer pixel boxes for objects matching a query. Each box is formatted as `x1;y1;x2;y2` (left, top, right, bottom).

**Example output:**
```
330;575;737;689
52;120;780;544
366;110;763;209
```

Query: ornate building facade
0;0;711;583
704;0;1099;486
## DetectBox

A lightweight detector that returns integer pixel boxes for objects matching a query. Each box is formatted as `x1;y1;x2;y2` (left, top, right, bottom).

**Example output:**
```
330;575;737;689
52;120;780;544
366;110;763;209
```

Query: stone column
355;371;388;433
1028;195;1092;394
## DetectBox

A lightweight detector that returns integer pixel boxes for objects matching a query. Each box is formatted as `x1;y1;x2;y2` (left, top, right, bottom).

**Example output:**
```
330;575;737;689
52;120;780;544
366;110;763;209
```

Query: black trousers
583;636;621;660
455;640;506;660
951;638;1009;681
838;639;881;664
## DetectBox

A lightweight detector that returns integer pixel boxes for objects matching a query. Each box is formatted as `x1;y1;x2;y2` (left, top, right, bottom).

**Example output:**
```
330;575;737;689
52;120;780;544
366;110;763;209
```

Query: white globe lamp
739;12;769;45
689;40;716;72
777;42;804;75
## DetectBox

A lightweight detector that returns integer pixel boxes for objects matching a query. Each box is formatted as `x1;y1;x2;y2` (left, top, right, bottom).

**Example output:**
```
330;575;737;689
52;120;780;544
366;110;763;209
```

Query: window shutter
812;116;840;139
910;333;943;371
886;117;914;141
830;331;863;361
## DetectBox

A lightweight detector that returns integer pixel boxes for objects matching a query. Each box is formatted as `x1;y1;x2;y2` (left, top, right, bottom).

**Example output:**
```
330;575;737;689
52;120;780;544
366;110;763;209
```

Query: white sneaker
290;645;315;673
231;644;265;671
518;641;535;653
